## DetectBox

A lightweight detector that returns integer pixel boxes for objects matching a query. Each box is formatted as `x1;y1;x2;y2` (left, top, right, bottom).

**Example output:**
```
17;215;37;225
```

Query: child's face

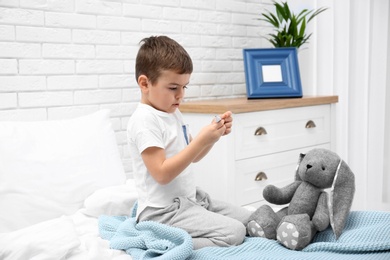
141;70;190;113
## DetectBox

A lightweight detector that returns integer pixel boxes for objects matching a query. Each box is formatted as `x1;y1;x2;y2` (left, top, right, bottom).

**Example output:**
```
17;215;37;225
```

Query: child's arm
192;111;233;162
141;116;227;185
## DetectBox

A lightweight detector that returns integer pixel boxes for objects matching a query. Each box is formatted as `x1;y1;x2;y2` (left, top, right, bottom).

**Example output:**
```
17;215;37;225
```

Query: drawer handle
305;120;316;128
255;172;268;181
254;127;267;136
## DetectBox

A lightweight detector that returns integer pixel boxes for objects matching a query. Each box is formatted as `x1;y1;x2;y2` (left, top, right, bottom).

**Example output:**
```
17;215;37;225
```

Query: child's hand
193;111;233;146
196;119;226;146
219;111;233;136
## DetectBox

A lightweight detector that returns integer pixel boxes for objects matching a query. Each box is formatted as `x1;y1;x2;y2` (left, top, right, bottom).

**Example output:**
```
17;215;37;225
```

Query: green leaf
282;2;291;21
261;13;279;27
308;7;328;23
296;9;309;19
289;15;298;37
296;9;311;24
259;1;328;48
274;2;287;22
299;17;306;38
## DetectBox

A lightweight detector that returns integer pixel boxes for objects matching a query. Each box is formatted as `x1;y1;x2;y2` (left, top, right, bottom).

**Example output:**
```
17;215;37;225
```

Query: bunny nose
307;164;312;169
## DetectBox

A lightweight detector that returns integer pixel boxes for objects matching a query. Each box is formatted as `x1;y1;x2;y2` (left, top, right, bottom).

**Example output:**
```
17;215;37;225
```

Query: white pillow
0;110;126;232
82;179;138;218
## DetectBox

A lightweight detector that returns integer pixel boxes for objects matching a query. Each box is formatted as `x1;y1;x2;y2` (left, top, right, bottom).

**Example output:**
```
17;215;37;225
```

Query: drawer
234;144;330;206
234;105;331;160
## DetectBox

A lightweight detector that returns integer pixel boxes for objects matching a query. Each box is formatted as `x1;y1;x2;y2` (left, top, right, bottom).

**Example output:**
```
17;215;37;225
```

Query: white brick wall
0;0;271;176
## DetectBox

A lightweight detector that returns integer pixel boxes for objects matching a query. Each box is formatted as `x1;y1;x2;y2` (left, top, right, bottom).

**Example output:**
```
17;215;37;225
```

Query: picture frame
243;47;303;99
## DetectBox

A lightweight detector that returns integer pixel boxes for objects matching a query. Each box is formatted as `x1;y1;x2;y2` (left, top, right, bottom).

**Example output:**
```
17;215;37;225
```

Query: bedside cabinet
180;96;338;208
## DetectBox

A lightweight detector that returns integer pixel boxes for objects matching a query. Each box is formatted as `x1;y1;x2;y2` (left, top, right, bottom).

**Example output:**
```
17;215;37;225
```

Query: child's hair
135;36;193;84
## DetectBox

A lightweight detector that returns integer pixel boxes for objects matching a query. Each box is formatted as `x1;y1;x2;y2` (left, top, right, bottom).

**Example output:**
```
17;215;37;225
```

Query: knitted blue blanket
99;210;390;260
99;202;192;259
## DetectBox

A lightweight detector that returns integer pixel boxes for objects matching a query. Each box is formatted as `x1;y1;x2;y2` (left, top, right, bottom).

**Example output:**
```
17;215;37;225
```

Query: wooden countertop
179;96;338;114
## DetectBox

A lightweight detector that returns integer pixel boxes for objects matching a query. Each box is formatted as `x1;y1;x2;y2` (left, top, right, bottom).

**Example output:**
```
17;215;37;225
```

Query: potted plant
243;1;328;98
260;1;328;48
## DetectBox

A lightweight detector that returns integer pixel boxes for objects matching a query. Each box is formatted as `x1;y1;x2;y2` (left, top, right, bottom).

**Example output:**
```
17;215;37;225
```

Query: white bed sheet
0;180;138;260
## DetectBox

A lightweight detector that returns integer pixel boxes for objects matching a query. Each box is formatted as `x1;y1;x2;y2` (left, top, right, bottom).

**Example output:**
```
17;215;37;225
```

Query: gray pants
138;188;252;249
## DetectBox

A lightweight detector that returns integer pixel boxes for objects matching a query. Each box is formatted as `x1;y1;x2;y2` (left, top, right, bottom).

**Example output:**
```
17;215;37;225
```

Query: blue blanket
98;203;193;260
99;209;390;260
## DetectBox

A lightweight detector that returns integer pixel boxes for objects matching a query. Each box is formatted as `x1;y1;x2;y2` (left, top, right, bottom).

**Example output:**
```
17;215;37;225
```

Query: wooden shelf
179;95;338;114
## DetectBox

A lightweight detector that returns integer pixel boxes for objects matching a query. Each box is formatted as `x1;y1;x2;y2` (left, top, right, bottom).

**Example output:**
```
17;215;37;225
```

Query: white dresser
180;96;338;208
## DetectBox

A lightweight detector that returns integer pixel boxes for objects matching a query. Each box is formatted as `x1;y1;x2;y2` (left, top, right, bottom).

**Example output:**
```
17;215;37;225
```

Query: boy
127;36;252;249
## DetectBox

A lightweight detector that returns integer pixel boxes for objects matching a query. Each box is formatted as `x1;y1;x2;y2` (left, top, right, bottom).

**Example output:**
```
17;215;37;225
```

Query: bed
1;110;389;260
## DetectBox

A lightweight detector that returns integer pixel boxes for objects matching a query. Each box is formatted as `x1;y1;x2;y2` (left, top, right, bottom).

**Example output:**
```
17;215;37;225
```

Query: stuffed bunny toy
247;148;355;250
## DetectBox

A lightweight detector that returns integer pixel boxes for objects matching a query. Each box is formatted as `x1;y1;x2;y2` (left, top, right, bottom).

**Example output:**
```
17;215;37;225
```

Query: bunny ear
294;153;306;181
329;160;355;238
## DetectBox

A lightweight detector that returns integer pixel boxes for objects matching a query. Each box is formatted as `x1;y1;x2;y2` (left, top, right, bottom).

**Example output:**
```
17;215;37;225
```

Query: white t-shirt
127;103;196;218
